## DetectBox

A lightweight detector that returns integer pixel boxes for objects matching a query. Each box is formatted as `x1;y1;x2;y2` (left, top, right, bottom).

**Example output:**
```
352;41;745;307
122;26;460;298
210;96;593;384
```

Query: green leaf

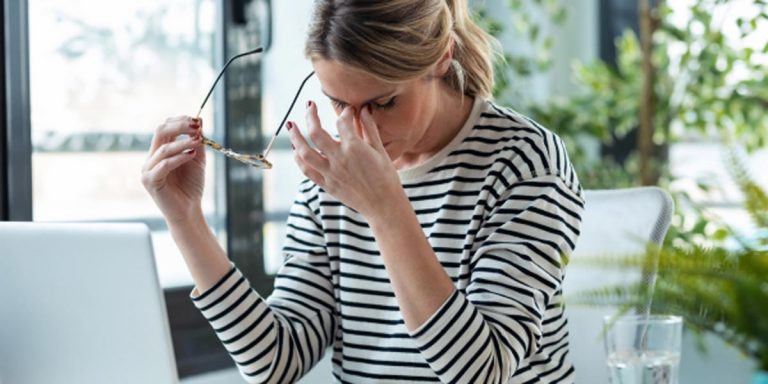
529;24;540;41
712;228;730;241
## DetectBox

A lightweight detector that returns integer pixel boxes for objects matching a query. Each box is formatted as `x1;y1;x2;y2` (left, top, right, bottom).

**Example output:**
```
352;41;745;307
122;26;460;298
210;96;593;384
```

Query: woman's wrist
366;188;414;230
166;206;232;292
165;206;206;232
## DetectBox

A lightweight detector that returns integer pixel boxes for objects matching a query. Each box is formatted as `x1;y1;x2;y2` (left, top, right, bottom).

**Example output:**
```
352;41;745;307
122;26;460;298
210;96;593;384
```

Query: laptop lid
0;222;179;384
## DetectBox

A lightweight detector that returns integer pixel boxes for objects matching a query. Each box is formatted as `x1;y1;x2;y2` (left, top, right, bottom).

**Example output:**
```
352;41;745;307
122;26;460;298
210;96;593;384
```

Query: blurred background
2;0;766;382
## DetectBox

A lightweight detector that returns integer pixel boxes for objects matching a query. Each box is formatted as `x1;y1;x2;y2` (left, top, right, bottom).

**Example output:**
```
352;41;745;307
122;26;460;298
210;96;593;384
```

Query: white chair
563;187;674;384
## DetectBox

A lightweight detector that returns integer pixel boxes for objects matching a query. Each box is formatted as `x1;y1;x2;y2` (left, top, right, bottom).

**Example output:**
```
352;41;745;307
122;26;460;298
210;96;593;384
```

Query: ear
435;42;454;77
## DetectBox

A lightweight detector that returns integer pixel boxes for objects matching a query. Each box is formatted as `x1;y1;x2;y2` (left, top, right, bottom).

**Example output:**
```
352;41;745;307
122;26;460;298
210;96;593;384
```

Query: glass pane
263;151;306;214
263;221;287;275
669;142;768;234
260;0;334;273
29;0;221;288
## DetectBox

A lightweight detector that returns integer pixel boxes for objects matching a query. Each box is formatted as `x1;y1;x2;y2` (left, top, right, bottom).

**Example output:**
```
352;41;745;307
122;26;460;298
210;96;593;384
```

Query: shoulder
464;101;582;195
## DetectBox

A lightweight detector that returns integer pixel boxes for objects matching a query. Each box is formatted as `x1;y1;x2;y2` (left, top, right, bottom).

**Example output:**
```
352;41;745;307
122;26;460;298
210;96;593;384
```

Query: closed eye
329;97;396;111
372;96;396;110
330;99;348;110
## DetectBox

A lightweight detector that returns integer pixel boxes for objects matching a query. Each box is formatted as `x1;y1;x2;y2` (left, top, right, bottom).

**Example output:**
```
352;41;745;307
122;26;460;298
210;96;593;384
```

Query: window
599;0;768;239
260;0;338;274
28;0;221;288
3;0;274;378
663;1;768;240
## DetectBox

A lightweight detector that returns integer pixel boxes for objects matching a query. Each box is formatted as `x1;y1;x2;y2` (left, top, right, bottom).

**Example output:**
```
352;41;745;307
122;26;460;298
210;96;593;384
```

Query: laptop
0;222;179;384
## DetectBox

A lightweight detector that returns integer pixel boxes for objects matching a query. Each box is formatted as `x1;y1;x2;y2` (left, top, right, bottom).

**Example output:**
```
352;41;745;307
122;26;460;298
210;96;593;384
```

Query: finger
192;135;206;162
150;116;200;154
305;100;338;155
144;136;202;172
150;116;201;153
287;121;330;171
142;149;198;190
336;106;359;142
360;105;385;151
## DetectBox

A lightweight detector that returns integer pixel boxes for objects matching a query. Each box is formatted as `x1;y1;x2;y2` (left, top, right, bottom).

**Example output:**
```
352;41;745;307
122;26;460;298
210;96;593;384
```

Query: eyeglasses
196;47;314;169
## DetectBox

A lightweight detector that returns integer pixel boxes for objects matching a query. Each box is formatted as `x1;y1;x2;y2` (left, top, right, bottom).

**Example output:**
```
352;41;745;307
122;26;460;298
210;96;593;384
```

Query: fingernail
183;148;195;155
307;100;313;108
286;121;294;130
291;144;296;150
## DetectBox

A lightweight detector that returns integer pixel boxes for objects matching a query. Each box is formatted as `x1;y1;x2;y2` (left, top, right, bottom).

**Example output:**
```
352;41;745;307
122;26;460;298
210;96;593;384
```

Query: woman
142;0;584;382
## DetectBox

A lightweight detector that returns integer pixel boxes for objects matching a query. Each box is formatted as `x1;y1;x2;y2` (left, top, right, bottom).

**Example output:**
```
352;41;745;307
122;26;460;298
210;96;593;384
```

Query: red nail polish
291;144;296;150
306;100;312;108
286;121;293;130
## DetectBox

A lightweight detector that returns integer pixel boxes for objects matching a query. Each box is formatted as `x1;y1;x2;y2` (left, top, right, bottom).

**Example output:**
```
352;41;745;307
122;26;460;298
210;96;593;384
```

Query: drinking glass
604;315;683;384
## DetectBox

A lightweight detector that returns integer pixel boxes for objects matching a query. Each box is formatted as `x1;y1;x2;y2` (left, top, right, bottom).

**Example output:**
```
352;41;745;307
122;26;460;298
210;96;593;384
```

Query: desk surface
180;336;753;384
181;354;333;384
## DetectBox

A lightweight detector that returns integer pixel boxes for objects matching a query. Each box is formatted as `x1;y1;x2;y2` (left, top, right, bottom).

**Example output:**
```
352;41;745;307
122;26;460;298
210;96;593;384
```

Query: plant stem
639;0;660;185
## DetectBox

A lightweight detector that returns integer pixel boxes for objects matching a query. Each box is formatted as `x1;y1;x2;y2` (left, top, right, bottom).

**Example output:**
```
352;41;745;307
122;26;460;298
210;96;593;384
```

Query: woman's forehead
312;59;401;104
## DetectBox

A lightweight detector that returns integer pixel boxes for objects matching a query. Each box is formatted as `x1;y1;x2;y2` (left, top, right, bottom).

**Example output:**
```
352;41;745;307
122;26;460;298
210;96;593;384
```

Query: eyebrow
320;89;396;106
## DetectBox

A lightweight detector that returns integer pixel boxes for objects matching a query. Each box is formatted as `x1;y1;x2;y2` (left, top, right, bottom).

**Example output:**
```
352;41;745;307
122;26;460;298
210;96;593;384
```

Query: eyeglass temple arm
261;70;315;159
195;47;264;119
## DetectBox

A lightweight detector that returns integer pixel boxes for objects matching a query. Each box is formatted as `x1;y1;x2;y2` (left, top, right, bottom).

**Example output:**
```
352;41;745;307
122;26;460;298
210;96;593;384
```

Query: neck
394;86;474;170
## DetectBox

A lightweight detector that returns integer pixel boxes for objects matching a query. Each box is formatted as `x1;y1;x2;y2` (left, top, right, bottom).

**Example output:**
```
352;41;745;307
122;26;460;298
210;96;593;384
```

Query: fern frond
724;148;768;230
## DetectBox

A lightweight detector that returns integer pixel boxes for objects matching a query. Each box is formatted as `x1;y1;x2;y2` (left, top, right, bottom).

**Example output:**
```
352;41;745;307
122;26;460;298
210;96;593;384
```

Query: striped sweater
191;98;585;383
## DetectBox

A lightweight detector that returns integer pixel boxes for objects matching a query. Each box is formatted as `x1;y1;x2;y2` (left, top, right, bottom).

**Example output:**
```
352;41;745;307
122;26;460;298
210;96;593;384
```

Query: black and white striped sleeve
190;182;335;384
408;173;584;383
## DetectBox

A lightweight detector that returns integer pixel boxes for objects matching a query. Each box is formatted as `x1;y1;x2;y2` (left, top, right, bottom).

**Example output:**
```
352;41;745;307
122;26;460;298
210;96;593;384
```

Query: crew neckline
397;97;486;181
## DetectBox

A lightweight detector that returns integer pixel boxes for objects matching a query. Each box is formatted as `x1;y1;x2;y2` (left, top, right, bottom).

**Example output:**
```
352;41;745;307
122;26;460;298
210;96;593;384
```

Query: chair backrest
563;187;674;384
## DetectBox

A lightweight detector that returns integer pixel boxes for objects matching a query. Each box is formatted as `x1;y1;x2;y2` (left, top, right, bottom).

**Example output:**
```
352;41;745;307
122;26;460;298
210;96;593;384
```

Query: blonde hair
305;0;498;99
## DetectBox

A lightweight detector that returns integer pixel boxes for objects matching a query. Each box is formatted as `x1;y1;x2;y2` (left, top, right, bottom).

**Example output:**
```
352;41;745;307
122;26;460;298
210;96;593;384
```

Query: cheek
374;113;408;137
378;114;422;139
385;103;425;135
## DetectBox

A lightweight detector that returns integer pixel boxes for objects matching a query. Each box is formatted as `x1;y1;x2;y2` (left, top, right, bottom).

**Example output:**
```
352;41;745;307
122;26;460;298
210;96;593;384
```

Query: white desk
181;354;333;384
181;337;754;384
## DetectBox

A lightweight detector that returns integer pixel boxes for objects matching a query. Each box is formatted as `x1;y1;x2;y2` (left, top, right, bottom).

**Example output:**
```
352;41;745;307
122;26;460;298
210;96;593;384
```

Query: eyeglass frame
195;47;314;169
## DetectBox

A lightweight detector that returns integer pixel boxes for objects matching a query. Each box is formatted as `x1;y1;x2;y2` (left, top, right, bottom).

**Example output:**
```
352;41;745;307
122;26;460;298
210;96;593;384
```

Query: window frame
2;0;33;222
1;0;6;219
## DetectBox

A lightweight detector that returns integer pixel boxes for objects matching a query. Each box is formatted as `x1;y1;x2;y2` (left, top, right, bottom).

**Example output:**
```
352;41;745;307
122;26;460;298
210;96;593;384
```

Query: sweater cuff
189;264;244;314
410;288;462;341
408;289;494;380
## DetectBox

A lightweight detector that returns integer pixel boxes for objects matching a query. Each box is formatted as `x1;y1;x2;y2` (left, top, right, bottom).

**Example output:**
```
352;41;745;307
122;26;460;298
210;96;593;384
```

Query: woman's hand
141;116;205;225
287;102;404;218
